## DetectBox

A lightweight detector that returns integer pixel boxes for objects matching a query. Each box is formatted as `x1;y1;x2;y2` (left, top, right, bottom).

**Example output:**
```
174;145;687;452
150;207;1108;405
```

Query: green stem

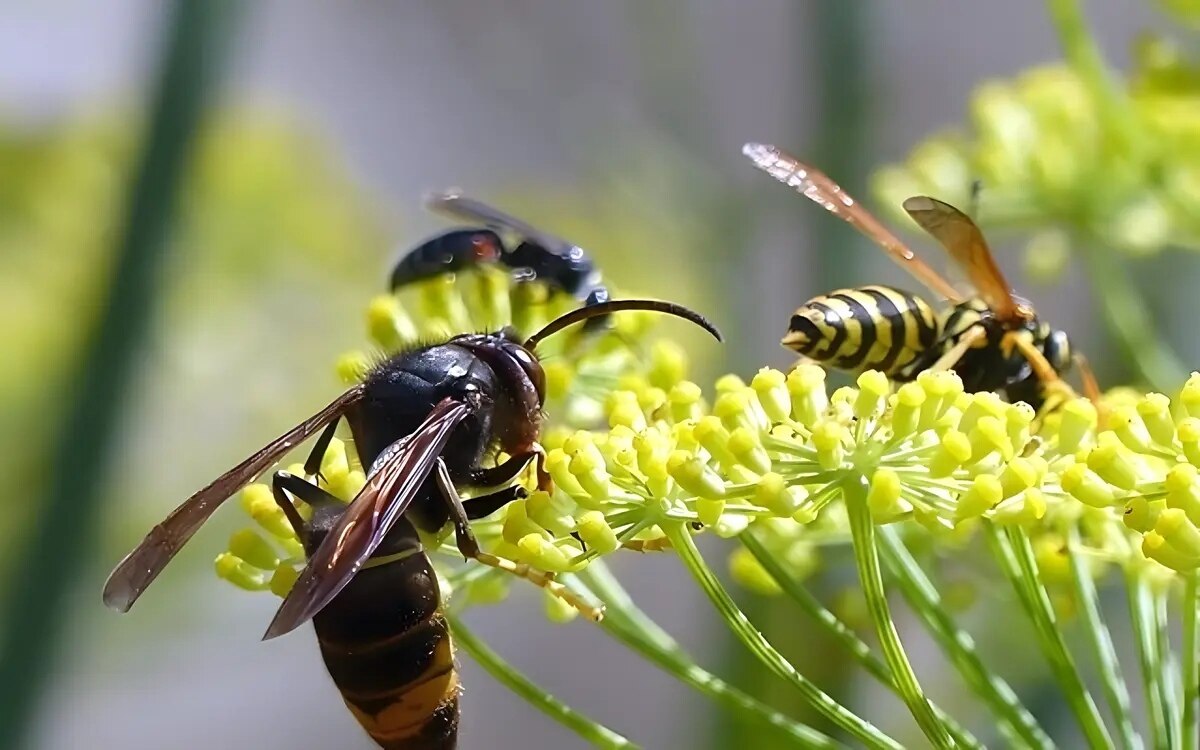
1183;573;1199;750
663;523;902;749
0;4;238;748
843;478;955;749
878;528;1055;750
740;531;983;750
1128;570;1171;750
579;564;845;749
987;524;1114;750
1152;580;1181;747
1066;528;1142;750
447;614;635;749
1078;240;1187;392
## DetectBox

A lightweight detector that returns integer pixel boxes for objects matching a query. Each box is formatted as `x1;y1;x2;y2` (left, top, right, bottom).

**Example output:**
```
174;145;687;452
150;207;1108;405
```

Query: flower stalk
843;476;955;749
447;613;636;749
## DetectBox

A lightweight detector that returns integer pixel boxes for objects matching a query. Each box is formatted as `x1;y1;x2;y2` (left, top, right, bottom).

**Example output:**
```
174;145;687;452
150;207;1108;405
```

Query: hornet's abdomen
782;285;939;380
312;520;459;750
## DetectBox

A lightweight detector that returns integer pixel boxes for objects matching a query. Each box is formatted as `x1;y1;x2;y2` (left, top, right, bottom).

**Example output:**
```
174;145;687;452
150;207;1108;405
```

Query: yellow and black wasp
743;142;1076;411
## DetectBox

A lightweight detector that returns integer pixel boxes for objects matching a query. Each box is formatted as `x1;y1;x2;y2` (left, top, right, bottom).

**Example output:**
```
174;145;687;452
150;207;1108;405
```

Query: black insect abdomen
783;285;938;378
313;518;458;750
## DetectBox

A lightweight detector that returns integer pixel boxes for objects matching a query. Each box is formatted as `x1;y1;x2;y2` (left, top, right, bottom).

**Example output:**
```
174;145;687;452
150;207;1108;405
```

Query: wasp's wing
262;397;473;640
425;191;574;254
742;143;963;302
102;386;365;613
902;196;1021;323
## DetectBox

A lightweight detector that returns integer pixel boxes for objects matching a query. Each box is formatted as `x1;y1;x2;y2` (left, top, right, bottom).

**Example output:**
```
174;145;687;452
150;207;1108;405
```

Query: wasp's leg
433;458;603;621
467;449;540;488
1007;333;1078;407
301;418;342;480
927;325;988;373
622;537;672;552
270;470;345;544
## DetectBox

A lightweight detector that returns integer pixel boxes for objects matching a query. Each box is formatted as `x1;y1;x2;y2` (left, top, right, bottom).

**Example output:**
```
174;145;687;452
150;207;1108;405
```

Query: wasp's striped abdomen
782;285;939;379
313;521;459;750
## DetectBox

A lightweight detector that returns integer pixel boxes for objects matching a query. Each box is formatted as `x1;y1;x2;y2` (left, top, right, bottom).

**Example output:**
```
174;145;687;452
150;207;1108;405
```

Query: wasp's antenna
524;300;722;350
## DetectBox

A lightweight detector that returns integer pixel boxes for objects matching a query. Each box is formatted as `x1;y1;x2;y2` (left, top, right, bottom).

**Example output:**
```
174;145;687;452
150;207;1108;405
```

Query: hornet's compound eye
507;343;546;403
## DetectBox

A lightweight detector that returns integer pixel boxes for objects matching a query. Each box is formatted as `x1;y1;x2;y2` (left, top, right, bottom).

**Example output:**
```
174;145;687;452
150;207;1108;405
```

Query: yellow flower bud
516;534;572;572
1086;433;1140;490
1138;393;1176;447
1142;531;1200;572
755;473;800;517
1124;496;1163;533
526;490;575;537
999;457;1040;499
335;350;372;384
544;589;580;624
227;529;280;571
214;553;267;591
994;488;1047;527
930;430;972;478
969;415;1012;463
695;497;727;527
891;382;926;438
957;474;1003;520
502;500;545;545
366;294;417;350
1057;398;1097;453
729;427;772;475
1181;373;1200;419
668;450;727;498
854;370;891;420
648;340;688;390
545;448;586;497
751;368;791;423
787;365;828;426
867;469;908;523
576;511;620;554
812;421;847;471
729;546;782;595
1061;464;1121;508
1155;508;1200;557
669;381;705;422
268;564;300;598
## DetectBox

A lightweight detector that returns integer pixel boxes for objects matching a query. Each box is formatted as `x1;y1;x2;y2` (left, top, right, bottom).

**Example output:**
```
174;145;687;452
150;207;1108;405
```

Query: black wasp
391;192;610;318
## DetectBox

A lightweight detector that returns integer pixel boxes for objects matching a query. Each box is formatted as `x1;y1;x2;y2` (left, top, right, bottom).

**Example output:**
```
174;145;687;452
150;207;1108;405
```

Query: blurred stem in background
718;2;873;747
0;3;239;748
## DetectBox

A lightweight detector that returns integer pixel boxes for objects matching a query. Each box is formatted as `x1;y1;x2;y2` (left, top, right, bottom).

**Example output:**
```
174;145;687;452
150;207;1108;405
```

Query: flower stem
878;527;1055;750
1127;571;1175;750
578;563;845;750
740;531;983;750
1182;573;1199;750
987;524;1114;750
447;613;636;749
1066;527;1142;750
663;522;903;749
843;478;955;749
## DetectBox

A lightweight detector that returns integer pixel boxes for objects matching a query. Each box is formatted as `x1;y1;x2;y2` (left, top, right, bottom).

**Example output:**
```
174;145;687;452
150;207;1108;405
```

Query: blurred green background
0;1;1192;748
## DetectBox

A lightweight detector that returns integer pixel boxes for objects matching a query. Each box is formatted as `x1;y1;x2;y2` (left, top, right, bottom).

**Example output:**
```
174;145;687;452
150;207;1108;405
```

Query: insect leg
468;450;539;487
302;418;342;479
927;325;987;373
270;470;345;543
433;458;604;621
464;485;527;521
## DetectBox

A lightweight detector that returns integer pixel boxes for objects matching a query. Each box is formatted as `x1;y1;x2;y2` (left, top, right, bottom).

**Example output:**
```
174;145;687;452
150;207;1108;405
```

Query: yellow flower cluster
873;46;1200;270
217;267;1200;614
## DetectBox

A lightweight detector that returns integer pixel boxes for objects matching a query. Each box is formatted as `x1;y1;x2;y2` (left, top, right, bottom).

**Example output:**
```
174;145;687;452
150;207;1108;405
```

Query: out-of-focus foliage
873;36;1200;271
0;110;386;578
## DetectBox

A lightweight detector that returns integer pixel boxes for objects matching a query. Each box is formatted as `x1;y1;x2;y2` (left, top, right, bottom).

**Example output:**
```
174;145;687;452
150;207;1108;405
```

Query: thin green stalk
878;528;1054;750
740;531;982;750
0;4;238;748
1066;528;1142;750
1152;582;1180;746
579;564;845;749
447;614;635;749
988;524;1114;750
663;522;902;749
1126;571;1173;750
1078;236;1187;392
843;479;955;749
1183;573;1199;750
